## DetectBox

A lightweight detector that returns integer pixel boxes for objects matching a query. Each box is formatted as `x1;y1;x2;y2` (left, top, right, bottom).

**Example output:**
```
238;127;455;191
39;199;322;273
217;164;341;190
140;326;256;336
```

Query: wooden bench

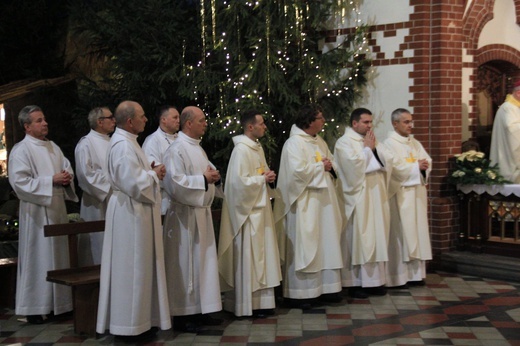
0;257;17;308
44;220;105;337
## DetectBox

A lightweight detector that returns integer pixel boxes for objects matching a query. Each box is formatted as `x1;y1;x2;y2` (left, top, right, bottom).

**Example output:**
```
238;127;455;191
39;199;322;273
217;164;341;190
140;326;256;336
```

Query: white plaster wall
479;0;520;50
355;64;413;141
357;0;413;26
349;0;415;141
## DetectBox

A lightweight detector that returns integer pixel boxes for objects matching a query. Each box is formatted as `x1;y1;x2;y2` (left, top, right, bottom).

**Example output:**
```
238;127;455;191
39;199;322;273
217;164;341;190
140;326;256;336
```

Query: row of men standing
7;100;432;338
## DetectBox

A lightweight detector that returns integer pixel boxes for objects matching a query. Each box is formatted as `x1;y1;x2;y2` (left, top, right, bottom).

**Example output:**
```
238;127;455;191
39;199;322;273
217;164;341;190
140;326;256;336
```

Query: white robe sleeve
108;141;158;204
8;144;53;206
163;144;208;207
143;135;162;166
75;139;111;203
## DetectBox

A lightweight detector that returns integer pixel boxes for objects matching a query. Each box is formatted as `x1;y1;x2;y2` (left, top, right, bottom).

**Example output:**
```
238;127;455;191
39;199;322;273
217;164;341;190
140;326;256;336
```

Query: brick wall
328;1;467;266
365;1;465;265
328;0;520;266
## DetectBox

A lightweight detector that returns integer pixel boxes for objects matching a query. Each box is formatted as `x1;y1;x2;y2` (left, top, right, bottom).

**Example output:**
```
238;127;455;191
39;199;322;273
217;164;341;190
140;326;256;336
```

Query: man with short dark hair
75;106;115;264
218;109;282;317
334;107;391;298
8;105;78;324
143;105;180;215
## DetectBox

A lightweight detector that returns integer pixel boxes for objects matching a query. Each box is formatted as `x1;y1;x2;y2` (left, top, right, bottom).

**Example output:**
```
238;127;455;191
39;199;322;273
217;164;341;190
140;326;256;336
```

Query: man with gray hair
8;105;78;324
384;108;432;287
74;106;115;264
490;80;520;183
96;101;171;340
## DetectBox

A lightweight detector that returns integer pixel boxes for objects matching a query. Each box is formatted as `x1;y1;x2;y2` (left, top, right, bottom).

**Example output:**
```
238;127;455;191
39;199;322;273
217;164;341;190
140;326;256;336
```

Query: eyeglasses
99;116;115;120
401;120;414;125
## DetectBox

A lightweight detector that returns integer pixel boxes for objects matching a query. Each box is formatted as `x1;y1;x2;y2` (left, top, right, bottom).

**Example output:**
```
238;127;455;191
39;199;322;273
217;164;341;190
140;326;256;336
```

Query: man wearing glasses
74;106;115;264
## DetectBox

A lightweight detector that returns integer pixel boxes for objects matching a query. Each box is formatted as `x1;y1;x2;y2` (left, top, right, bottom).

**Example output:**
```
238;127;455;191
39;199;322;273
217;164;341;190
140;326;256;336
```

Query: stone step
441;251;520;283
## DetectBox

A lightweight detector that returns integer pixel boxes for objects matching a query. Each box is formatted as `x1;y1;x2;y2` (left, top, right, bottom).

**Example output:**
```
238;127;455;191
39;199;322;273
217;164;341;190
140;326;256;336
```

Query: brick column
410;1;464;266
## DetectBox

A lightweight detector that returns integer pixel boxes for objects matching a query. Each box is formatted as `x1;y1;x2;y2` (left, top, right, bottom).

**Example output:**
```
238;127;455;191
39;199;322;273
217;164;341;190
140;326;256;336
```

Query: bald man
96;101;171;340
163;106;224;332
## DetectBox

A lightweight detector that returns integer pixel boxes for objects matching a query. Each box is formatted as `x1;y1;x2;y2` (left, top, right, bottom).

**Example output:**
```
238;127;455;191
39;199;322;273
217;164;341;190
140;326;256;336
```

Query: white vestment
96;128;171;336
273;124;343;299
8;135;78;316
384;131;432;286
163;131;223;316
218;135;281;316
74;130;111;264
490;95;520;183
334;127;391;288
143;127;177;215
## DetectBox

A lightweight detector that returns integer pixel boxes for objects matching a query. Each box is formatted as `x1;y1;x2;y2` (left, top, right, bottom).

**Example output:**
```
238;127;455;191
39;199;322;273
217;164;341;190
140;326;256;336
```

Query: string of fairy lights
185;0;371;137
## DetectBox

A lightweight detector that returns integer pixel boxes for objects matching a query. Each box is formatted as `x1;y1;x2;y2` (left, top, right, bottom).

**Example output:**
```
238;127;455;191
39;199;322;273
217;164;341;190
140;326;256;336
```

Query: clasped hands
53;170;72;186
263;169;276;183
204;165;220;184
151;161;166;180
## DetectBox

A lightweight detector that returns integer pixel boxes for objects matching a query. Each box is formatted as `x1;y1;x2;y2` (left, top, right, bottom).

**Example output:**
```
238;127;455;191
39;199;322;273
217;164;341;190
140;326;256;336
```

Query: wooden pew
44;220;105;337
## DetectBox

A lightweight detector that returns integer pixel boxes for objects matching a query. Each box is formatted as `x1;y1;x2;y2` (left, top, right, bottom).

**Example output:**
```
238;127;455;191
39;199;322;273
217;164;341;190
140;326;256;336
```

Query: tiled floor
1;271;519;345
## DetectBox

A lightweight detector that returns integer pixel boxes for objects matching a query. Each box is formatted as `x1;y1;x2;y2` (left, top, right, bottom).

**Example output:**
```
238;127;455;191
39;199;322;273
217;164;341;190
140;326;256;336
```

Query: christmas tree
69;0;371;171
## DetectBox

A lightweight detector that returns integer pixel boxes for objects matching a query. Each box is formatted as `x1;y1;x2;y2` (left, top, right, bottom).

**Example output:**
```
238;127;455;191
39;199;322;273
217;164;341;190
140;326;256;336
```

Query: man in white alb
75;106;115;264
490;80;520;183
384;108;432;287
142;105;180;215
334;107;391;298
96;101;171;340
218;109;281;317
8;105;78;324
273;104;343;309
163;106;223;332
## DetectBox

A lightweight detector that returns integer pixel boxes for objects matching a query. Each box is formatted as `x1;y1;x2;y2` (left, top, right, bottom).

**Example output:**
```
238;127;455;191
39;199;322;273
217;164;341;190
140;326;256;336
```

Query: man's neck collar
159;125;175;135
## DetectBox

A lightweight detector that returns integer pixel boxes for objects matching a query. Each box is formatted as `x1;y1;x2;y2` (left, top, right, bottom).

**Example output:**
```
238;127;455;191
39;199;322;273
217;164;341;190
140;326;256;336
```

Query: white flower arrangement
449;150;509;186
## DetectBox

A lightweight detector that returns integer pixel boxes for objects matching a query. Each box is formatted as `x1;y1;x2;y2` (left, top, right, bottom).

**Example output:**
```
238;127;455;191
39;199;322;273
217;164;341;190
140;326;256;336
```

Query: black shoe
408;280;426;286
50;310;73;321
115;327;159;343
365;286;387;296
319;293;343;303
194;313;223;326
252;308;275;318
388;284;409;289
26;315;44;324
348;287;369;299
173;316;201;333
284;298;313;310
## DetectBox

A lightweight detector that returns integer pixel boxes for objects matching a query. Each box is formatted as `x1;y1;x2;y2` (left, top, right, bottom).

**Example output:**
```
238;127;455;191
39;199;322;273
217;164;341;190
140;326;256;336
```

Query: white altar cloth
457;184;520;198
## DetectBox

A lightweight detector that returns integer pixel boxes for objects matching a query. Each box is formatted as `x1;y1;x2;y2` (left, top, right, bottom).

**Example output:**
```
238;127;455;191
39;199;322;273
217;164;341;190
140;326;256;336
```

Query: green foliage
68;0;198;133
68;0;370;171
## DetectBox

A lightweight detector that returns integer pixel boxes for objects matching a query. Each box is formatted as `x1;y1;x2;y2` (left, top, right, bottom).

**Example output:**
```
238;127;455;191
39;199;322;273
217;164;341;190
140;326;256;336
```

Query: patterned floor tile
1;271;519;345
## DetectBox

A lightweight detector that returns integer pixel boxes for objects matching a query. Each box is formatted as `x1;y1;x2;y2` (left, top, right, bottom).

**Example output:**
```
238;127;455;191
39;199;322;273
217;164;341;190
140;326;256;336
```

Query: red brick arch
476;44;520;67
517;0;520;24
463;0;495;51
463;0;520;52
